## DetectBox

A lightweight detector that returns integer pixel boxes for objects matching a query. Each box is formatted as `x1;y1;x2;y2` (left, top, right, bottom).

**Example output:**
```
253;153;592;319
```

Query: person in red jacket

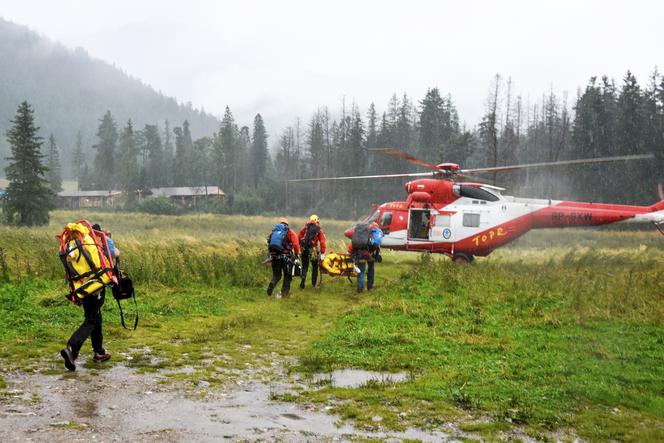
297;214;327;289
267;217;301;297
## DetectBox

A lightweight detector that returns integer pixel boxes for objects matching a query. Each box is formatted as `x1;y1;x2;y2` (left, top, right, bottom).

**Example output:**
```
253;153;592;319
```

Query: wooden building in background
149;186;225;208
57;190;122;209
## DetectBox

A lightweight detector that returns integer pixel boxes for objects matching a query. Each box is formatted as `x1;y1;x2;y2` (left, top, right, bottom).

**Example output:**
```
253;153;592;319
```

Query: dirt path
0;356;458;442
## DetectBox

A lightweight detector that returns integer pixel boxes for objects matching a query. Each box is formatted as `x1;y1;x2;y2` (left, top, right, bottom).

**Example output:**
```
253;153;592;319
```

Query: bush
136;196;178;215
206;192;264;215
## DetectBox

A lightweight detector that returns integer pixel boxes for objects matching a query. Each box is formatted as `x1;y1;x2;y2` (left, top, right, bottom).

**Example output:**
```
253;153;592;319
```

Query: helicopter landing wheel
452;253;474;264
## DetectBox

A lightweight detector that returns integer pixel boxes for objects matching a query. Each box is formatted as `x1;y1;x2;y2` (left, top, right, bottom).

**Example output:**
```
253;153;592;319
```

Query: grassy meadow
1;210;663;441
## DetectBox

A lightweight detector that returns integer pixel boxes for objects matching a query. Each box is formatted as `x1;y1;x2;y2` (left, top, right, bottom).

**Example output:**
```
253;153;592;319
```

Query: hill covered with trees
0;18;219;176
2;17;662;220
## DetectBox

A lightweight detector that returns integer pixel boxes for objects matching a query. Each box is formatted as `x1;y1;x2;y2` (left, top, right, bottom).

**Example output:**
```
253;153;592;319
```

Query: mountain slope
0;18;220;175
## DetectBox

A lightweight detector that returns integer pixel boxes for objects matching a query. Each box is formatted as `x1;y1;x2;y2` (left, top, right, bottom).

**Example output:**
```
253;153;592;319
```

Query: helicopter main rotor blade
456;173;495;184
462;153;656;174
370;147;440;171
288;172;434;183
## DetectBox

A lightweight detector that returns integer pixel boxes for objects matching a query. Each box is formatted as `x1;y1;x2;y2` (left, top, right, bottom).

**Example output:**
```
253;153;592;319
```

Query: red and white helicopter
291;148;664;262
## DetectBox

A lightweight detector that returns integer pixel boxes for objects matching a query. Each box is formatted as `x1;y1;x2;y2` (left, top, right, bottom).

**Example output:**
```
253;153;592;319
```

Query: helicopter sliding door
407;209;432;241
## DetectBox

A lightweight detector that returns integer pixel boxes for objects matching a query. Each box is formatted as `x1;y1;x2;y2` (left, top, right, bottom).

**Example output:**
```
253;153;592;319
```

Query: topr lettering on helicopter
551;212;593;223
471;227;507;247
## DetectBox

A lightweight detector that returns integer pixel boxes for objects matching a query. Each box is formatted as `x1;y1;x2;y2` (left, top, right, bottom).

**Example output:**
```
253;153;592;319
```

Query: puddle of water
313;369;410;388
1;365;457;442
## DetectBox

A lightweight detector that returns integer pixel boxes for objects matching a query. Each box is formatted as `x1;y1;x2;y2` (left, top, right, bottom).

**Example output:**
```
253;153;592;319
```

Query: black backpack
111;269;138;330
302;223;320;251
351;223;371;250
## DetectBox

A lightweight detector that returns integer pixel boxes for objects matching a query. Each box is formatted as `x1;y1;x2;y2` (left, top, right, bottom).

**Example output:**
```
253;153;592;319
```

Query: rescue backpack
369;226;384;249
111;268;138;330
269;223;290;254
351;223;371;250
57;220;117;303
302;223;320;251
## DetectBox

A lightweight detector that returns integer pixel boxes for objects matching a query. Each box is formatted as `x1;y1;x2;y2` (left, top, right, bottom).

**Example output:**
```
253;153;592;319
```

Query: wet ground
0;356;462;442
312;369;410;389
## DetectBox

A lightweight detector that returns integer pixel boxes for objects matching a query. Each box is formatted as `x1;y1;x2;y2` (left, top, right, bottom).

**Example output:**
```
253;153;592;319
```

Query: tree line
3;70;664;225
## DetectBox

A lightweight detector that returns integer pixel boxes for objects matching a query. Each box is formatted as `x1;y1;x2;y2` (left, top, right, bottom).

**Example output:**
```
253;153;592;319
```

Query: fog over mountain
0;18;220;172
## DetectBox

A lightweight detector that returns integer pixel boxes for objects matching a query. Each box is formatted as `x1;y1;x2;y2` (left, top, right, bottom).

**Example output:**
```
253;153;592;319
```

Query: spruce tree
46;134;62;193
118;120;139;206
162;120;174;186
72;131;85;189
3;101;54;226
220;107;239;193
142;124;163;188
79;163;93;190
238;126;251;190
93;110;118;189
365;103;378;172
182;120;194;186
191;136;212;187
419;88;446;161
250;113;268;187
173;125;187;186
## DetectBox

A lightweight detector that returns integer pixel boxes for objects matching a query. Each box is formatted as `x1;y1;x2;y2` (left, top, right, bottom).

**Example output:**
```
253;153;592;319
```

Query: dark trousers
269;256;292;296
356;260;375;291
68;289;105;355
301;250;319;286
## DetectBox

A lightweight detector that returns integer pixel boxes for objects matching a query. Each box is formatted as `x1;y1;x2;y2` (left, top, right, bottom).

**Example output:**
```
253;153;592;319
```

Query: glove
319;253;326;261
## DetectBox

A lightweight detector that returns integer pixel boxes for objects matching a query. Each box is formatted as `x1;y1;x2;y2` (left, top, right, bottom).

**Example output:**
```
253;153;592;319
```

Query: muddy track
0;355;459;442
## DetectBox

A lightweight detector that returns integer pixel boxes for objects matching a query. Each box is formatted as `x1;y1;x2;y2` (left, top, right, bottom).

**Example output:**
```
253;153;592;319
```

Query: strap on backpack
115;293;138;330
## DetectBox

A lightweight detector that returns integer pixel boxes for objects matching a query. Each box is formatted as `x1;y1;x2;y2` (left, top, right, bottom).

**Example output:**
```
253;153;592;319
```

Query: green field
1;210;663;441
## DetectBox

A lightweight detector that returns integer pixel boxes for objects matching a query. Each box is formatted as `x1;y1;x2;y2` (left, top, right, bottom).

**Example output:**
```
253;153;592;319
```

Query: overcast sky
3;0;663;135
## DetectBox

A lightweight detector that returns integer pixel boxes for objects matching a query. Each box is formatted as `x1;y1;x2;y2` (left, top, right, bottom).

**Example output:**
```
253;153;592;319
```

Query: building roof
58;190;122;198
150;186;224;197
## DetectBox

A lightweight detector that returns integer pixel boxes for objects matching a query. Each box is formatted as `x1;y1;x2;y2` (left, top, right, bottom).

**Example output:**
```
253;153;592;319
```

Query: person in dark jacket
297;214;327;289
266;217;301;297
348;222;383;293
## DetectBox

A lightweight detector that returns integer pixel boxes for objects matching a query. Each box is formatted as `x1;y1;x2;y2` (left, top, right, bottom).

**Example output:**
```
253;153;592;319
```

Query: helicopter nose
344;227;354;239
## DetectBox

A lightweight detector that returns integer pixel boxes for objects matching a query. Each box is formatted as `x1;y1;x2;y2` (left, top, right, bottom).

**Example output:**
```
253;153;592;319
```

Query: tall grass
0;210;355;285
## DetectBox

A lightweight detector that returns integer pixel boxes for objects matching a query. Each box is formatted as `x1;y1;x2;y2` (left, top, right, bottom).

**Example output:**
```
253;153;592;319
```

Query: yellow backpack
58;221;117;302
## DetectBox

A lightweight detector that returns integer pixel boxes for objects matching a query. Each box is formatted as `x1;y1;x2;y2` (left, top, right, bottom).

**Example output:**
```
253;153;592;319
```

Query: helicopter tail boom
650;198;664;212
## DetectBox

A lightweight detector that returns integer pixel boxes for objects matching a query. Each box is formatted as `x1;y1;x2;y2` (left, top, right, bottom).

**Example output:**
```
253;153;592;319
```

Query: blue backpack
369;226;383;248
269;223;290;253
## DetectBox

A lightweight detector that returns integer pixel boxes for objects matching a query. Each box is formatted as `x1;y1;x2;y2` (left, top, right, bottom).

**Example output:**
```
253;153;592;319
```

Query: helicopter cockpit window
454;185;499;202
380;212;393;226
365;210;380;224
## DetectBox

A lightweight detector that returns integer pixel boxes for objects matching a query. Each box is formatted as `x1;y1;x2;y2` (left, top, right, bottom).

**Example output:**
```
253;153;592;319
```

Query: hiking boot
357;288;364;294
93;353;111;362
60;346;77;371
267;282;275;296
299;279;305;289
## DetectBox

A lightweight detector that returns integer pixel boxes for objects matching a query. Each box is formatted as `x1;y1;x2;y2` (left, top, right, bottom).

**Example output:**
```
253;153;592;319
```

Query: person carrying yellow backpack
57;221;117;371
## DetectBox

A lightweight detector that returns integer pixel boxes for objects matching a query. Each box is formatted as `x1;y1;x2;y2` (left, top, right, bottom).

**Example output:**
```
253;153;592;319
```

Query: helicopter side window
455;185;499;202
380;212;392;226
463;213;480;227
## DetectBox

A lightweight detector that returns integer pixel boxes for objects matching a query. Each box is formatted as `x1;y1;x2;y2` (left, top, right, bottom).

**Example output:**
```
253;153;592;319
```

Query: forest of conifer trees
17;70;663;219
